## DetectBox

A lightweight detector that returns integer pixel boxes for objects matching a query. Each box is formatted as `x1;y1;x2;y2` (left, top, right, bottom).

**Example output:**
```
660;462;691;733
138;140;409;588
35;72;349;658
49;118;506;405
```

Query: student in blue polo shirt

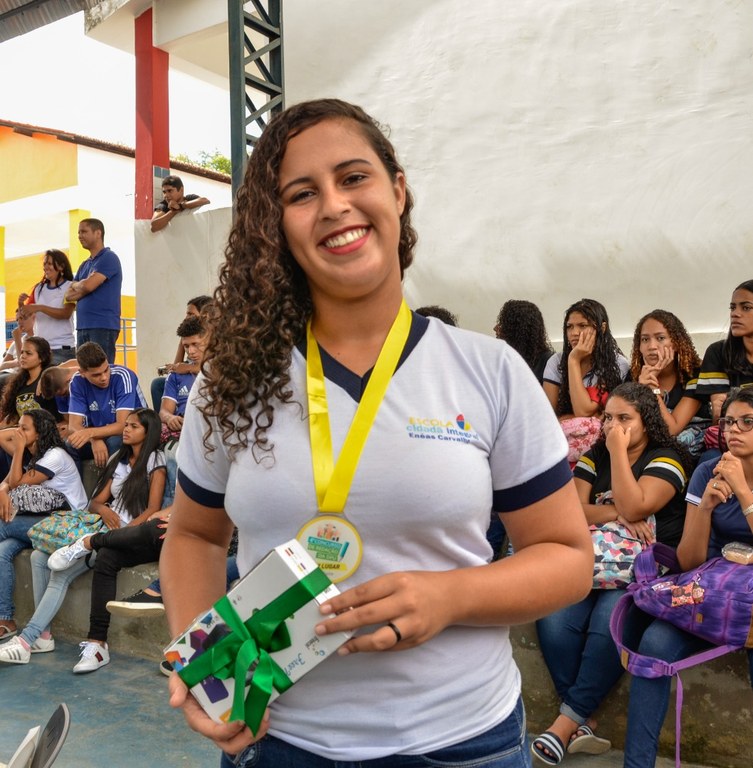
66;342;146;471
159;315;206;441
65;218;122;363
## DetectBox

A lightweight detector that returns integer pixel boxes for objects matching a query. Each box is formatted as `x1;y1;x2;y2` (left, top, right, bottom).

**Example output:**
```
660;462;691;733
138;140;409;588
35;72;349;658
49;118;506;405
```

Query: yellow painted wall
6;253;43;311
0;128;77;202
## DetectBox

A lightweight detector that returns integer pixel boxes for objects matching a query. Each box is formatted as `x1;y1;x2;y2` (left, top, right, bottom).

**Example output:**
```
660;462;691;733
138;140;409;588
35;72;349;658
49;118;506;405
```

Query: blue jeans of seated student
146;556;239;595
621;606;753;768
51;347;76;365
65;434;122;475
221;695;530;768
0;515;46;621
77;328;119;364
536;589;625;726
20;549;93;646
150;376;166;411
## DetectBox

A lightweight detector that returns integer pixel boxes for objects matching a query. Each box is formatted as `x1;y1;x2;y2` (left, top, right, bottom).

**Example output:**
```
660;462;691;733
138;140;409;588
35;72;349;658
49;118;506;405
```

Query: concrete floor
0;639;216;768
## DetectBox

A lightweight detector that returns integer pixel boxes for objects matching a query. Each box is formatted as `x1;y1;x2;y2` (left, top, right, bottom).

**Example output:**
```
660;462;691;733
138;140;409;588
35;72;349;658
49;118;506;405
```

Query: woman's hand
637;366;660;389
569;327;596;361
700;469;730;513
98;506;121;530
314;571;453;655
714;453;746;499
168;673;269;752
710;393;726;424
0;489;14;523
617;514;655;545
9;427;26;455
605;424;631;455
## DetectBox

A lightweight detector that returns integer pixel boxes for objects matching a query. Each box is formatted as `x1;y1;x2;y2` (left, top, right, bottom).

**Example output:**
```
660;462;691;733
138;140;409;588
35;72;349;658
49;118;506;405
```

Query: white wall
283;0;753;352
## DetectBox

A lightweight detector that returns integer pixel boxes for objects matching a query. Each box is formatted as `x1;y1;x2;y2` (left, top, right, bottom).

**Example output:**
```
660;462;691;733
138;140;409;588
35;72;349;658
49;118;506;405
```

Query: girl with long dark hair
0;409;86;642
697;279;753;422
41;408;167;672
630;309;710;456
159;98;592;767
495;299;554;383
533;383;692;764
18;249;76;364
0;336;57;427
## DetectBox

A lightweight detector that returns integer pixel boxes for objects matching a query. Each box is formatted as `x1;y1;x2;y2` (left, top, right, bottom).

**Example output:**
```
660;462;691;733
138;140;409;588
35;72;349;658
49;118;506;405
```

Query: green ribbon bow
177;567;331;735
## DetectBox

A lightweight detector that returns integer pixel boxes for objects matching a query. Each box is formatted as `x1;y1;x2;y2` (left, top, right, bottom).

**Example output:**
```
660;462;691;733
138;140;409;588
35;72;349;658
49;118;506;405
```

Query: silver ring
387;621;402;643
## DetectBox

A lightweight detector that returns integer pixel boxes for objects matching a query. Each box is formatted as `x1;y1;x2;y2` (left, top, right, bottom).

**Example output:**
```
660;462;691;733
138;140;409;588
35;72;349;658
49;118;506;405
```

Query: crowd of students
1;99;752;768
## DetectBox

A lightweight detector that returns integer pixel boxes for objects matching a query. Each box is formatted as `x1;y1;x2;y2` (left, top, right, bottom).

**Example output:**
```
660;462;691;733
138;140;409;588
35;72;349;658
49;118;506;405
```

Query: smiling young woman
160;99;593;768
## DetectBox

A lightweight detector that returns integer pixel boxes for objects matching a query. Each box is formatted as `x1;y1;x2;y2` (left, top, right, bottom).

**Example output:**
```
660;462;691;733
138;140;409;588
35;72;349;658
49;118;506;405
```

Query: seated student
495;299;554;384
0;410;87;642
0;337;59;430
0;309;34;373
619;387;753;767
543;299;629;464
415;305;458;326
533;383;691;765
150;295;211;409
697;279;753;438
46;408;166;673
150;175;210;233
65;342;146;471
630;309;711;457
159;315;207;441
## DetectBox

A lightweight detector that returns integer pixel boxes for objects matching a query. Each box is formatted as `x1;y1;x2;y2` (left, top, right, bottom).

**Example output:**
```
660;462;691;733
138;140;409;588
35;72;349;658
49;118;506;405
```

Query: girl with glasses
619;387;753;766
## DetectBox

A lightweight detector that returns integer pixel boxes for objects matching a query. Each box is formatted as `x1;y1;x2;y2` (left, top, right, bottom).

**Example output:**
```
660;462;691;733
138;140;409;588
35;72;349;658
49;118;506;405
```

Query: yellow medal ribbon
306;300;412;513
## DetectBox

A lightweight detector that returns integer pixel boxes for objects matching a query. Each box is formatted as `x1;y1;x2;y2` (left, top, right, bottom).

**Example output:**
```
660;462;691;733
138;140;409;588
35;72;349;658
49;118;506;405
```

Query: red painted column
134;8;169;219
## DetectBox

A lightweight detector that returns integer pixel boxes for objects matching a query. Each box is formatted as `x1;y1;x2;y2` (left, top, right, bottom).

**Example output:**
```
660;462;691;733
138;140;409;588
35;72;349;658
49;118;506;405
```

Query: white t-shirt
542;350;630;389
33;281;75;349
177;316;570;761
108;450;166;525
34;446;88;511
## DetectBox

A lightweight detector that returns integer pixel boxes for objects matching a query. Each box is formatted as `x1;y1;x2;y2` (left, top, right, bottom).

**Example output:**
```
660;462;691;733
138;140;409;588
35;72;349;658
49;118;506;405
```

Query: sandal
567;724;611;755
0;622;17;642
531;731;566;765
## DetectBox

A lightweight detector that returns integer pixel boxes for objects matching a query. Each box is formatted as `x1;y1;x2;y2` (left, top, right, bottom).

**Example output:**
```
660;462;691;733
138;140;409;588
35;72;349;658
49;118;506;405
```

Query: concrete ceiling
0;0;97;43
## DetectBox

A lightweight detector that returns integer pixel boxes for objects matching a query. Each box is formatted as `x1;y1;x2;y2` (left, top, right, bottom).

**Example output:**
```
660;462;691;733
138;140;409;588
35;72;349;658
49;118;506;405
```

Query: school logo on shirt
405;413;479;444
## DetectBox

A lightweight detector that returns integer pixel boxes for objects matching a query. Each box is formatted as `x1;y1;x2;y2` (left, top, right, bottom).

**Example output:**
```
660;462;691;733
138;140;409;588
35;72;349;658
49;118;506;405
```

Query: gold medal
296;515;363;583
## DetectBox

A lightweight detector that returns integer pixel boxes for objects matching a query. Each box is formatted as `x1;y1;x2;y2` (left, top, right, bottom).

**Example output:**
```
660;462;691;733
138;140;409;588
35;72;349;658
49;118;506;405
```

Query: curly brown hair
201;99;418;458
629;309;701;387
495;299;553;371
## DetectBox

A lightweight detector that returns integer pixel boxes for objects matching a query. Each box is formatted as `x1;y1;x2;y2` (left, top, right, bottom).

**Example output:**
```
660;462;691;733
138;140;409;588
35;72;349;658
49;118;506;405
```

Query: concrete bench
12;549;169;662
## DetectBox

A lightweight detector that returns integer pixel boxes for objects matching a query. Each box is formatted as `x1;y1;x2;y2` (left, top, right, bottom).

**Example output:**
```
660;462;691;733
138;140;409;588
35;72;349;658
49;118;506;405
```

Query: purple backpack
610;542;753;767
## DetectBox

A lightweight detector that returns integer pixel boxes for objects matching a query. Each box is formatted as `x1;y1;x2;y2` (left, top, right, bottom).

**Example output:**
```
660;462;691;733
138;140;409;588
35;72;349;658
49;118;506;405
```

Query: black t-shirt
14;372;61;422
574;442;688;548
154;193;200;213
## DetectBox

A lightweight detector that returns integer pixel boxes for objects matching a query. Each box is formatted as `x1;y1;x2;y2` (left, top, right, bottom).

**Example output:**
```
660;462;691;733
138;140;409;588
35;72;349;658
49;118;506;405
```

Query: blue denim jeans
0;515;44;620
621;606;753;767
221;695;530;768
20;549;92;645
77;328;119;364
51;347;77;365
536;589;625;724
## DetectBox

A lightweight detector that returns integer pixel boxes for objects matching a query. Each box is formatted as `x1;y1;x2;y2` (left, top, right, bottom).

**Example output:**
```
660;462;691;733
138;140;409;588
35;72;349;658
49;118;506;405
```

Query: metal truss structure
227;0;284;196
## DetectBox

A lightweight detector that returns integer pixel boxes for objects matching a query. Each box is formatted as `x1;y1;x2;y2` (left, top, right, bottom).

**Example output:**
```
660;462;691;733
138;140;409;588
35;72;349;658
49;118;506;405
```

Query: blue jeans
51;347;76;365
77;328;119;364
0;515;44;620
221;695;530;768
621;607;753;767
536;589;625;725
150;376;166;411
20;549;92;645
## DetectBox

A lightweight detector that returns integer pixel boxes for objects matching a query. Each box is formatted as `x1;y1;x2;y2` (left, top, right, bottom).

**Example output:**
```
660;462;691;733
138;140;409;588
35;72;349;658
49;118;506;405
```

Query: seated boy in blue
158;315;206;441
66;342;146;470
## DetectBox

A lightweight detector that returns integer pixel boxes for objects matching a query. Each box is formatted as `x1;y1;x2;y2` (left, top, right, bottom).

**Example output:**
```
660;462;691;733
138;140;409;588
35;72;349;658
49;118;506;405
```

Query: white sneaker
0;637;31;664
48;537;89;571
30;636;55;653
73;641;109;673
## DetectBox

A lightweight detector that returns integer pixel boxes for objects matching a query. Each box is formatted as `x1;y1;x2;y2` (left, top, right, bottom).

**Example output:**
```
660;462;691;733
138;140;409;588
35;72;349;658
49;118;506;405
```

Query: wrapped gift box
164;538;352;729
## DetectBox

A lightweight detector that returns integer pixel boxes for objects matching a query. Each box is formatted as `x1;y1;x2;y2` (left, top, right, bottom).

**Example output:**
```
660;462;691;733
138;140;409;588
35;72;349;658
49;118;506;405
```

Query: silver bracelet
742;503;753;518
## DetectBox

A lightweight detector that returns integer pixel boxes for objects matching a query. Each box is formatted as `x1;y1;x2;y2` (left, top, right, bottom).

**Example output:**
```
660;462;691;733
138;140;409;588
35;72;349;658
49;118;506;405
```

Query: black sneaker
106;590;164;617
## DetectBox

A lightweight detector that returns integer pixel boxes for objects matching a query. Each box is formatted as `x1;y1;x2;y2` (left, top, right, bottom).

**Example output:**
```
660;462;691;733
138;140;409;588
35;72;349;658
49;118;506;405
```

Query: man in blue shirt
65;218;122;363
66;342;146;471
